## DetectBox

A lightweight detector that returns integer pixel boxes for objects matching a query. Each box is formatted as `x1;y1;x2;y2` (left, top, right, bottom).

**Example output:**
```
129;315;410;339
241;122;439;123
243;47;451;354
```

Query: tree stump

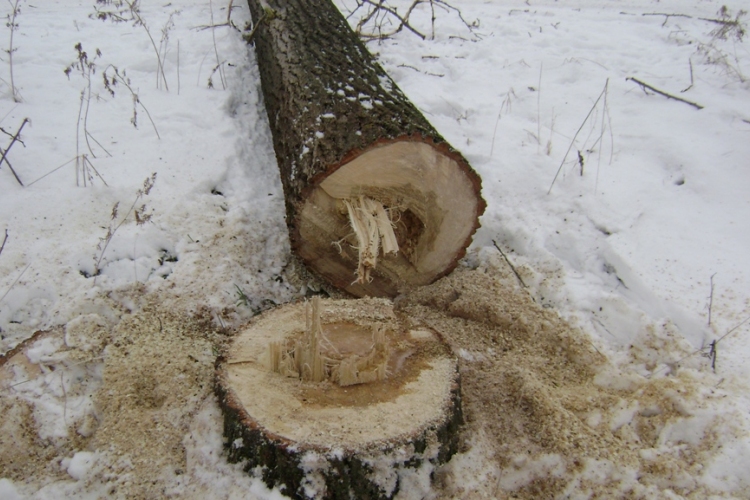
215;298;462;499
245;0;485;297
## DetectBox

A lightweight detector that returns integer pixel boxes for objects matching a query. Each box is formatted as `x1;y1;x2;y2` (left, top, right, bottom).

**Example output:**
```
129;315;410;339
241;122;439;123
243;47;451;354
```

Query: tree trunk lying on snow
245;0;485;297
216;298;462;499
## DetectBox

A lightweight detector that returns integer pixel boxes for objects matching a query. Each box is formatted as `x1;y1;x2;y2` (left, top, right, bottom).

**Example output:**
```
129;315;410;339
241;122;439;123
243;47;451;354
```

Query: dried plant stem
6;0;21;102
681;58;695;93
0;229;7;257
492;239;527;288
548;79;609;194
103;65;161;139
627;77;704;110
26;157;76;187
0;117;28;186
209;0;227;90
94;174;156;279
125;0;168;91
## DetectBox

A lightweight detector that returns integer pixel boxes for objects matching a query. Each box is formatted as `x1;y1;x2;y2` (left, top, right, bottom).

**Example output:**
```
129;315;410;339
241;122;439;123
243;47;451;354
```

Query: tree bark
215;298;463;499
245;0;485;297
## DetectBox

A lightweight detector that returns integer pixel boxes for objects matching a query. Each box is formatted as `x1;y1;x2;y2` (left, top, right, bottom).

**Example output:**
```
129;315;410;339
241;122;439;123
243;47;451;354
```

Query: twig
209;0;227;90
0;229;7;257
548;79;608;194
352;0;430;41
626;77;704;110
492;240;527;288
642;12;693;27
241;10;267;43
681;58;694;93
577;150;584;176
642;11;746;33
708;273;716;326
708;340;717;371
0;117;29;186
129;1;169;91
226;0;235;25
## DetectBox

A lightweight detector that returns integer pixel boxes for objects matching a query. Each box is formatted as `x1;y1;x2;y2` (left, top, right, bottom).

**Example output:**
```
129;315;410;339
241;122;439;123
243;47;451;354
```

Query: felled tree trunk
216;298;462;499
245;0;485;297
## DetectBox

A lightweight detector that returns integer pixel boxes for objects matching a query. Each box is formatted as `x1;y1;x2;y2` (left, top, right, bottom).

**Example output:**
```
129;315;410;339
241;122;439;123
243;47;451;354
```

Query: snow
1;0;749;498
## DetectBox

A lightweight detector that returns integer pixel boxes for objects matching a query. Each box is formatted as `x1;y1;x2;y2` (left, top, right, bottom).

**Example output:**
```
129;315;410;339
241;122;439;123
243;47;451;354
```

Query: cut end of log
216;298;462;499
297;138;484;297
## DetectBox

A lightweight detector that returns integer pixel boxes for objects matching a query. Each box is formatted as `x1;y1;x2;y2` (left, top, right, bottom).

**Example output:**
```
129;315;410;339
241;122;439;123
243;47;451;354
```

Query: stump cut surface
216;298;462;498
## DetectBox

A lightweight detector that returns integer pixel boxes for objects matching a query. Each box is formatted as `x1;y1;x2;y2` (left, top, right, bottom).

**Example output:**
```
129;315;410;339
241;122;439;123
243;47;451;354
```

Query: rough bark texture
216;365;462;500
245;0;485;297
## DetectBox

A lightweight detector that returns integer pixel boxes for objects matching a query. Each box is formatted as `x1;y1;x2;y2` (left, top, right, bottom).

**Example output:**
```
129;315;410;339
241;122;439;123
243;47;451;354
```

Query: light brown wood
215;298;462;499
298;141;483;297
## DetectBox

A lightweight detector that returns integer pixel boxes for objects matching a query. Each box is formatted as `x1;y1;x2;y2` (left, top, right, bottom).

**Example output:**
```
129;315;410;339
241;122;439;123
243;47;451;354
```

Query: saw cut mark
267;296;391;387
343;196;399;284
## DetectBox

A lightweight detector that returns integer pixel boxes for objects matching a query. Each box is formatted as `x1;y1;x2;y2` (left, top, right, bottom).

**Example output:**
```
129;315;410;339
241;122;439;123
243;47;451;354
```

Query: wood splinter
342;196;399;285
268;296;390;386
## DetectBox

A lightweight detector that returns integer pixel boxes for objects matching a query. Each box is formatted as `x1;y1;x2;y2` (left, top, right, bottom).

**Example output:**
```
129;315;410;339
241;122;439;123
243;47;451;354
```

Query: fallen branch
492;240;527;288
642;12;693;27
642;11;745;28
0;117;29;186
626;77;704;110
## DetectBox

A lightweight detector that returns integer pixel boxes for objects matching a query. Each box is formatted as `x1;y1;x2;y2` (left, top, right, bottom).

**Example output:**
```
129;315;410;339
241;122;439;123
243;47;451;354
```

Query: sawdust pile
89;306;220;497
0;300;224;498
0;254;737;498
397;256;728;499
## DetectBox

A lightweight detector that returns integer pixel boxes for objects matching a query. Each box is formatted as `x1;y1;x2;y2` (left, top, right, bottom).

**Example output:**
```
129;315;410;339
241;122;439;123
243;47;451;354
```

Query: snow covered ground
1;0;749;498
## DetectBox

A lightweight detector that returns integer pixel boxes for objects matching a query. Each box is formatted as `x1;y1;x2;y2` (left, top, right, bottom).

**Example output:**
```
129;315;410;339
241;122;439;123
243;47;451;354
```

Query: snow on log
245;0;485;297
215;297;462;499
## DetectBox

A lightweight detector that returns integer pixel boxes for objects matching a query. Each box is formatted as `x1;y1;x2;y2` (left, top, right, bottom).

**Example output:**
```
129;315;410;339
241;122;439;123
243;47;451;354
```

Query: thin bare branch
627;76;704;110
0;117;29;186
492;240;527;288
